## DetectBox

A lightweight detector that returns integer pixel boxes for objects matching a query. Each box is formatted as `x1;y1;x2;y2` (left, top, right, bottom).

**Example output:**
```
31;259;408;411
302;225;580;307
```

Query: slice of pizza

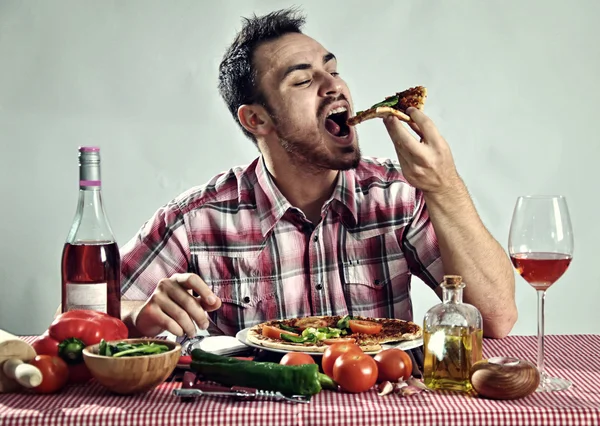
346;86;427;126
245;315;422;353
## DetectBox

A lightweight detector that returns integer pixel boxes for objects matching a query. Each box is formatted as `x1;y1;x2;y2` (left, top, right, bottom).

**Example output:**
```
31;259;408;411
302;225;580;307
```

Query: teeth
326;106;347;117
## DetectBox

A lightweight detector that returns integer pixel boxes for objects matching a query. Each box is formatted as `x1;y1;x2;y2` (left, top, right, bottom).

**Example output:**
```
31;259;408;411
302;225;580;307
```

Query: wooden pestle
0;329;42;393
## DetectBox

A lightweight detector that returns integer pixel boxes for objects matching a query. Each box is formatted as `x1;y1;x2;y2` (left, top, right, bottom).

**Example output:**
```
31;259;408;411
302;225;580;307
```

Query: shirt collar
254;155;359;237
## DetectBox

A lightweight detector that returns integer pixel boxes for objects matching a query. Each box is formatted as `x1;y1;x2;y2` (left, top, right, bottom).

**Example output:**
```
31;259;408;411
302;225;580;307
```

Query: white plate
235;327;423;356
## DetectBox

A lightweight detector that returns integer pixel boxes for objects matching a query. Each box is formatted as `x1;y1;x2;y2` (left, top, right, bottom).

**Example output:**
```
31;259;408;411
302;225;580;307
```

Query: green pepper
281;333;309;344
191;361;328;396
58;337;86;364
191;349;336;391
336;315;353;330
370;95;399;109
279;324;301;333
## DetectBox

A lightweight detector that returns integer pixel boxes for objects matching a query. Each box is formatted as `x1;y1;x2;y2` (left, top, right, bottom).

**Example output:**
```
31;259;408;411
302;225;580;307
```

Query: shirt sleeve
401;191;444;290
120;201;190;300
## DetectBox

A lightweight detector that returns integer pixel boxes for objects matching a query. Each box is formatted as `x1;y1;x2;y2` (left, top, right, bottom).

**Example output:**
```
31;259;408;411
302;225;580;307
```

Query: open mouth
324;107;351;138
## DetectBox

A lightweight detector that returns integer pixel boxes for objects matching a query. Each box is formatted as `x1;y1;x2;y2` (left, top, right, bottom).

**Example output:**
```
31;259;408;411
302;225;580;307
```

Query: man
120;8;517;342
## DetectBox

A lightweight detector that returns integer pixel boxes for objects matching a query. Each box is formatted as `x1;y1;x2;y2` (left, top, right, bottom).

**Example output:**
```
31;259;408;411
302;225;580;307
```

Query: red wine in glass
510;252;572;291
508;195;574;392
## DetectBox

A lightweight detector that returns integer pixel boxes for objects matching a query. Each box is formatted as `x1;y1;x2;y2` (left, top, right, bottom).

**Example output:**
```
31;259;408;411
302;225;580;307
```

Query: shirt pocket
342;231;410;317
190;246;280;334
208;276;279;334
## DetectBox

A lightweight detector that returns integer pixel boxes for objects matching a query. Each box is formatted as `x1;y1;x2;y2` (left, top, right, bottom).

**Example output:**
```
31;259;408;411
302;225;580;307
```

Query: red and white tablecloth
0;334;599;426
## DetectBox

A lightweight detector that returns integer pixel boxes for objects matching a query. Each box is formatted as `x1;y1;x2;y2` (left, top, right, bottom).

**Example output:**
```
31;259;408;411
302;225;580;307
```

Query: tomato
322;338;356;345
321;342;363;378
373;348;413;382
348;320;383;335
280;352;316;366
262;325;299;340
332;352;378;393
29;355;69;394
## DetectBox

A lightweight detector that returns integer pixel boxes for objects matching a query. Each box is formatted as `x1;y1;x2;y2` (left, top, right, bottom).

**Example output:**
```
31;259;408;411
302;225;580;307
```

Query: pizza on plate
346;86;427;126
246;315;422;353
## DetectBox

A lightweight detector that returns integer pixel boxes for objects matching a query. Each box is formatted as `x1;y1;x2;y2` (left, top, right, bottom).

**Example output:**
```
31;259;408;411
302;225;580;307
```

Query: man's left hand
383;107;461;195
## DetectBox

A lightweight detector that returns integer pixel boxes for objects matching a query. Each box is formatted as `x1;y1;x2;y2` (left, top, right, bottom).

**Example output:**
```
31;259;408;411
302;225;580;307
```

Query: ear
237;105;273;137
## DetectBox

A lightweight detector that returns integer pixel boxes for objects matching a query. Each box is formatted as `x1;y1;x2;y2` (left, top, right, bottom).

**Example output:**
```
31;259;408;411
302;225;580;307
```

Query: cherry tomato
322;338;356;345
262;325;299;340
348;320;383;335
29;355;69;394
280;352;316;366
321;342;363;378
373;348;413;382
333;352;378;393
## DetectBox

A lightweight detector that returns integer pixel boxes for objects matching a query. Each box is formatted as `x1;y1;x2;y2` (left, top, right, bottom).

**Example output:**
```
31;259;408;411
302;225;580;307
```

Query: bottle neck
65;164;115;244
442;286;464;304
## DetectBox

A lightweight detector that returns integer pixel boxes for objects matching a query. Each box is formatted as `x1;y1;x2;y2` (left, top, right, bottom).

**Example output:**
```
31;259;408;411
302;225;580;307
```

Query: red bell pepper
32;310;128;383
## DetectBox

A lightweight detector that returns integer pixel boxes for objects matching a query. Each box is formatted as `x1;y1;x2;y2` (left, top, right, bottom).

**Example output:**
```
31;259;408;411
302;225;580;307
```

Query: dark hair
218;8;306;144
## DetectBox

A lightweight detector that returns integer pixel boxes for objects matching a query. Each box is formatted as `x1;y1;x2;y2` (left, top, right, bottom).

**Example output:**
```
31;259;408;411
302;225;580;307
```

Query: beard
266;96;362;173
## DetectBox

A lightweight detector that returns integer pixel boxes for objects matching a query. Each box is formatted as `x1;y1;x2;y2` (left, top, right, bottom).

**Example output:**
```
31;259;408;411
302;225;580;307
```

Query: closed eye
294;79;311;86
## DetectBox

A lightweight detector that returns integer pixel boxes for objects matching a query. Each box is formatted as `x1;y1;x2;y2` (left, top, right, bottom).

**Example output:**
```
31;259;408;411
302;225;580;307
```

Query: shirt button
243;296;251;303
315;283;323;291
313;235;319;242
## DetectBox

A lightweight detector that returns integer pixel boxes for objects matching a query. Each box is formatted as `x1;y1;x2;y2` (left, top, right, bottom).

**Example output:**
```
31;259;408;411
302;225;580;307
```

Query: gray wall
1;0;598;336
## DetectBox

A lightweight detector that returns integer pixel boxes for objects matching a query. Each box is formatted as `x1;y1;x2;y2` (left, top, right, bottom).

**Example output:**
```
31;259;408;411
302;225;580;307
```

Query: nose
318;71;341;97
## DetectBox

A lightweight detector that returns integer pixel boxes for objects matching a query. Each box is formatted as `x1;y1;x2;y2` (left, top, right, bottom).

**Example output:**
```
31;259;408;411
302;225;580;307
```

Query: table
1;334;599;426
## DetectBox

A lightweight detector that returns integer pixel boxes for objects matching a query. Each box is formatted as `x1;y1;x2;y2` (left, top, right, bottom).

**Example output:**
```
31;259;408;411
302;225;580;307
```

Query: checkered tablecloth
1;334;598;426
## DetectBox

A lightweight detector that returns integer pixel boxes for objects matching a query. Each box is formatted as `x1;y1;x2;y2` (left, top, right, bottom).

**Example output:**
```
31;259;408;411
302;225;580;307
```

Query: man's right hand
131;273;222;338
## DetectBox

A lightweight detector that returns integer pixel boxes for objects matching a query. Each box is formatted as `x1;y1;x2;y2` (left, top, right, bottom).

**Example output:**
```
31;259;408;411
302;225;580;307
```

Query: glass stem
536;290;546;377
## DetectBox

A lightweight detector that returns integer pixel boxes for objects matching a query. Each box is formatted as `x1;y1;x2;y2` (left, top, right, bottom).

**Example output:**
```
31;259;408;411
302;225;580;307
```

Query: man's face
254;33;360;171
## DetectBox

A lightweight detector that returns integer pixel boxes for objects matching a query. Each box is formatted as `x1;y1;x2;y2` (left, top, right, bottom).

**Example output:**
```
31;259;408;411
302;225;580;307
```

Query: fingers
173;273;222;312
405;107;441;142
407;121;424;141
383;115;425;158
165;283;210;331
154;287;198;337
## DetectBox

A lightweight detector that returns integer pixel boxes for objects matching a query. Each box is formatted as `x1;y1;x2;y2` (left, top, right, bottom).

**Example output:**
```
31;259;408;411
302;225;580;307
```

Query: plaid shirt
121;156;443;336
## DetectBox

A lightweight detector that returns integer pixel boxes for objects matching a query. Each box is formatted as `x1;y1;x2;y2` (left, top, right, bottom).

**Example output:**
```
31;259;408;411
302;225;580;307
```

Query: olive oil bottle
423;275;483;392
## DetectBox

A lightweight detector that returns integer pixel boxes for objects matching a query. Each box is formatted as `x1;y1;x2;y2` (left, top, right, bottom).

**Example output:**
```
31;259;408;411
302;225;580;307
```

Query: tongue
325;118;341;136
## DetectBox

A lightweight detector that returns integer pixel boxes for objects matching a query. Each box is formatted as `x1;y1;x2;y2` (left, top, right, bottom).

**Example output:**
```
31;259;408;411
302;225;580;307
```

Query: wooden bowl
470;356;540;400
83;338;181;395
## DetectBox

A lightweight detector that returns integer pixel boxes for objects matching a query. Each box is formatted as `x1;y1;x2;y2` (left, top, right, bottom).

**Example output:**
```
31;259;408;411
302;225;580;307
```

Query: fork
173;382;310;404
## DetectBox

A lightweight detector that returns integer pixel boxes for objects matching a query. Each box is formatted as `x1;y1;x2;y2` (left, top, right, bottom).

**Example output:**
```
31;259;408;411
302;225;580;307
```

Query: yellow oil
423;326;483;392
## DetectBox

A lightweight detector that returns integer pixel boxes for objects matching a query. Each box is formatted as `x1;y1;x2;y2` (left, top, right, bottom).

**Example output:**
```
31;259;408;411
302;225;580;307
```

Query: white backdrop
1;0;598;336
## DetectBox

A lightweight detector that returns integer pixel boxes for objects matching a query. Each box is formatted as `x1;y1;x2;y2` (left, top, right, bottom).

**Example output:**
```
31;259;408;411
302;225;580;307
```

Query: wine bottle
61;146;121;318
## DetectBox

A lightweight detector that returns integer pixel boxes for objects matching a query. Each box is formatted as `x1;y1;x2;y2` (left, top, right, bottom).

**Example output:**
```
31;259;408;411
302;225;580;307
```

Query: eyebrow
281;52;337;80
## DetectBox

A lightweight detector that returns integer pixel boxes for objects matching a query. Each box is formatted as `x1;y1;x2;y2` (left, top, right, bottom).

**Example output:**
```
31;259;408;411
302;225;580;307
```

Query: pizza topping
279;324;302;334
262;325;299;340
348;320;384;335
294;317;329;331
336;315;353;330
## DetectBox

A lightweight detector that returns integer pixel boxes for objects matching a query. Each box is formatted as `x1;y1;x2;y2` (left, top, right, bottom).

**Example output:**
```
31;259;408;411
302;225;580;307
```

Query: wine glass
508;195;574;392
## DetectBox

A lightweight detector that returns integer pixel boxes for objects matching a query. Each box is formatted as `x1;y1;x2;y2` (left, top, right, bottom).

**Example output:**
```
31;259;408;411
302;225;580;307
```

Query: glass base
536;372;572;392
